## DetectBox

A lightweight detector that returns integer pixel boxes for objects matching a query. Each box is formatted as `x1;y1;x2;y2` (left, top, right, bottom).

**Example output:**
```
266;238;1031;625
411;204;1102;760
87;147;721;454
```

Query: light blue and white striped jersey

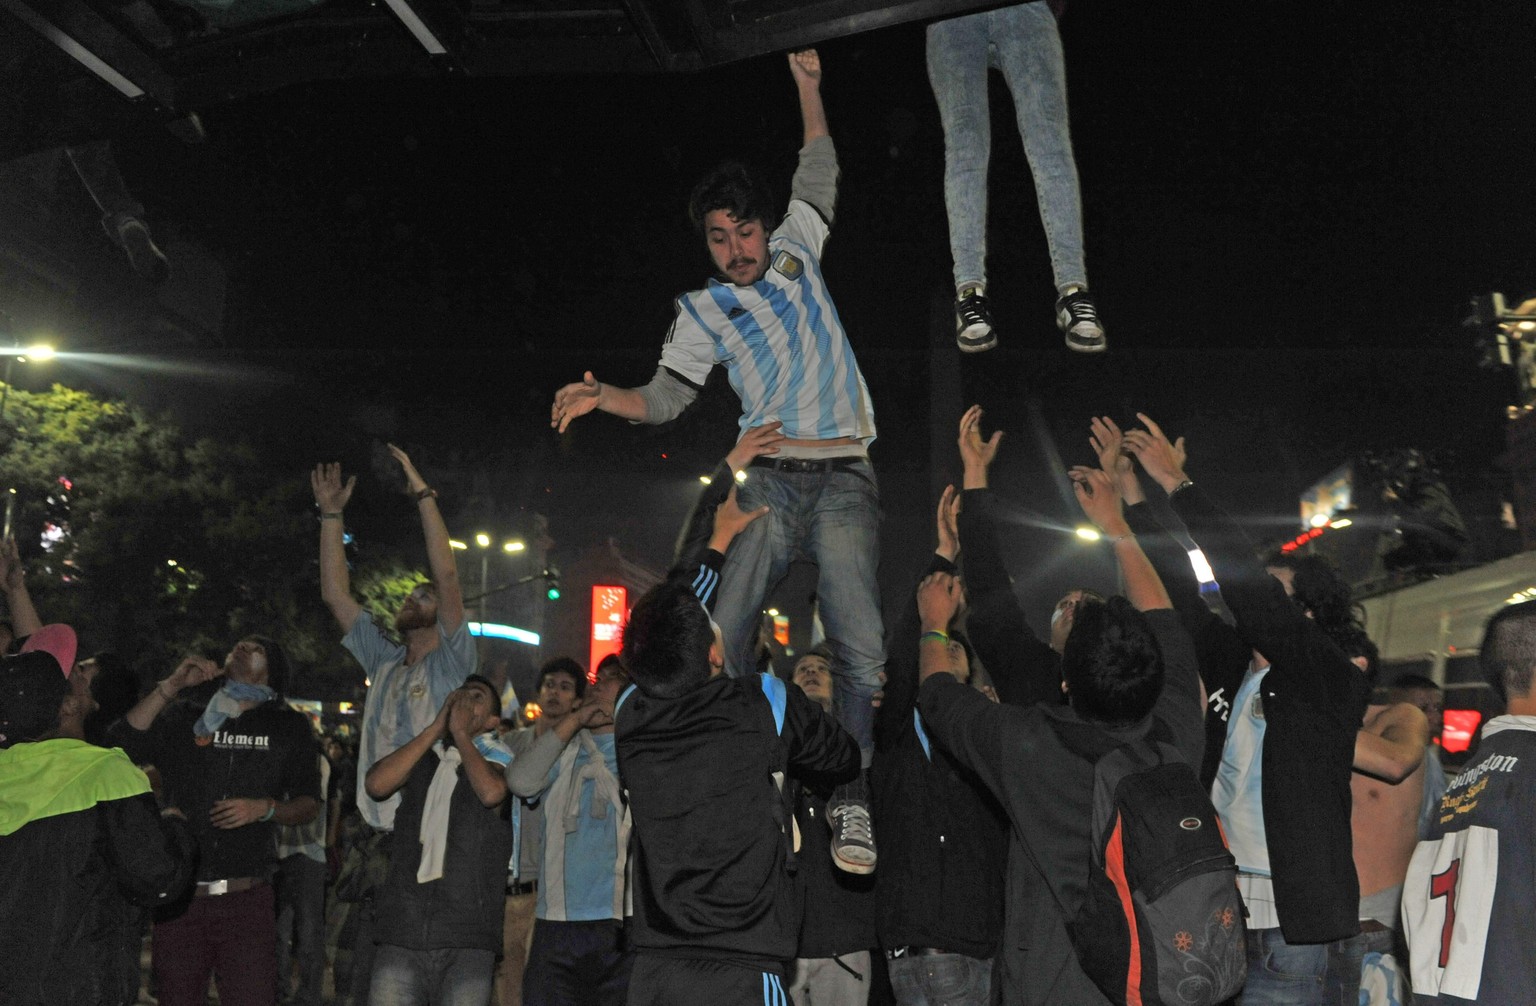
658;144;876;442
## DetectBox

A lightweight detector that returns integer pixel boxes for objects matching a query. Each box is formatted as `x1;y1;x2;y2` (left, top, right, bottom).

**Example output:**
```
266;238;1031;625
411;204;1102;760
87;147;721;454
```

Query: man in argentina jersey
550;48;884;875
1401;599;1536;1005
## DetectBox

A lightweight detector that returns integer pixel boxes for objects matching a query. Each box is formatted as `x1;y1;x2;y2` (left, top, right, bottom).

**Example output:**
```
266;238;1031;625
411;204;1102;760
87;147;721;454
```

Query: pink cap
21;624;78;678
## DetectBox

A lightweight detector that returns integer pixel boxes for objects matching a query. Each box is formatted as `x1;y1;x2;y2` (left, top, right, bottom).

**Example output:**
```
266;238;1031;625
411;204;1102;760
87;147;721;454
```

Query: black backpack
1053;721;1247;1006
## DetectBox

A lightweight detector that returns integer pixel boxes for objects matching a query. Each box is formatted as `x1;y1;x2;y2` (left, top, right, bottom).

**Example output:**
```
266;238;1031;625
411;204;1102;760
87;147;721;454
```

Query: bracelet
1170;479;1194;497
414;487;438;502
259;801;276;823
1109;532;1136;544
156;682;176;701
919;630;950;645
318;512;343;521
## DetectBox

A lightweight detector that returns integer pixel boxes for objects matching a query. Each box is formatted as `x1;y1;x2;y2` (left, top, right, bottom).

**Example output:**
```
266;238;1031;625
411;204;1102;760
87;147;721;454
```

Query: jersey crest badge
772;250;804;280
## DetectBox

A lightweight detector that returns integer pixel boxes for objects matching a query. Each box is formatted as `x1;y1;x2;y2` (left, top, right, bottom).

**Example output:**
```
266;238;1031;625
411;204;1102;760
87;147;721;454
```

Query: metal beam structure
0;0;1007;154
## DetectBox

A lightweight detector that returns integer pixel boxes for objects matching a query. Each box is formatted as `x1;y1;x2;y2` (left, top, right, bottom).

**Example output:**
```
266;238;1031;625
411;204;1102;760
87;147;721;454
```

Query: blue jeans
888;952;991;1006
927;1;1087;293
1325;927;1400;1006
1241;928;1326;1006
712;460;884;764
369;944;495;1006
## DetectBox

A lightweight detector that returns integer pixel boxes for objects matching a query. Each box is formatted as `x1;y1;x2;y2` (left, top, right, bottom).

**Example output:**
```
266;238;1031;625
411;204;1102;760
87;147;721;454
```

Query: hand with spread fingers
958;405;1003;489
1068;465;1130;538
726;422;787;474
1121;412;1190;495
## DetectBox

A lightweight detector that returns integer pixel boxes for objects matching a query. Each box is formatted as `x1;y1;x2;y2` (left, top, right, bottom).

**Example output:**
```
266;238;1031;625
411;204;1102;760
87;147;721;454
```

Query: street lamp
474;533;524;622
0;343;56;423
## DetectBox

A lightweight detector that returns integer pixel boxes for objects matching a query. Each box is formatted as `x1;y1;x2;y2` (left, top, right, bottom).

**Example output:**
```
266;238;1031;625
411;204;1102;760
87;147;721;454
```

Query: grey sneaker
828;797;876;874
1056;288;1107;353
955;286;998;353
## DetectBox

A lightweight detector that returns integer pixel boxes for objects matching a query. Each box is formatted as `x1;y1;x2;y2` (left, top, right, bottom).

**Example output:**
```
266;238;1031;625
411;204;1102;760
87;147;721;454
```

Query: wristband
156;682;176;701
259;801;276;823
919;630;950;645
414;487;438;502
319;512;343;521
1170;479;1194;497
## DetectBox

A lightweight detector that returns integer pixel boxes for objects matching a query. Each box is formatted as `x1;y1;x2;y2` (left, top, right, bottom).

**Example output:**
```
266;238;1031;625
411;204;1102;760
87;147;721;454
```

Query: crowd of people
2;18;1533;1006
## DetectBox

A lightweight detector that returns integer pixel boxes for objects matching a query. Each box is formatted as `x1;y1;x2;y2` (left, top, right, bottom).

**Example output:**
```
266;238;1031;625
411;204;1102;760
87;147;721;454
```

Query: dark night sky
13;1;1536;633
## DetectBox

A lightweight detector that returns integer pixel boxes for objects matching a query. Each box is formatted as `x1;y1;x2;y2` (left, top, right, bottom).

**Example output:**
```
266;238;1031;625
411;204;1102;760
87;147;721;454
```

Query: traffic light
544;565;561;601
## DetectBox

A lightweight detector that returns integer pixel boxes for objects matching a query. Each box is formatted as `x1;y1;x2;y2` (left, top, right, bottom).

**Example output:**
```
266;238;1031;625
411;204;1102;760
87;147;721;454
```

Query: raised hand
311;463;356;513
787;48;822;86
917;571;963;634
935;484;961;561
1089;416;1142;504
386;443;428;495
448;691;483;740
958;405;1003;475
1121;413;1189;495
726;422;786;474
713;486;770;544
551;372;603;433
1068;465;1129;536
163;655;223;695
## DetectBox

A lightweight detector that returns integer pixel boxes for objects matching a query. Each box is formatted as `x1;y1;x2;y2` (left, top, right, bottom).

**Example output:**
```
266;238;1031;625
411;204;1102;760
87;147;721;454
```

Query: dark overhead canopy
0;0;1000;153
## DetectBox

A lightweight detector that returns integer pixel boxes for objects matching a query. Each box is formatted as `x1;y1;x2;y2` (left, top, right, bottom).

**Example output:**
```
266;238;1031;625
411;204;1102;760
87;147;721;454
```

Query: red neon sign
590;585;629;680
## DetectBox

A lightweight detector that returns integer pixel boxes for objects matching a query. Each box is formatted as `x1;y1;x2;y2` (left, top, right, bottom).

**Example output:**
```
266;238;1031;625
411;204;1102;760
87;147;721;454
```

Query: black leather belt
885;946;954;961
507;878;539;896
750;455;865;474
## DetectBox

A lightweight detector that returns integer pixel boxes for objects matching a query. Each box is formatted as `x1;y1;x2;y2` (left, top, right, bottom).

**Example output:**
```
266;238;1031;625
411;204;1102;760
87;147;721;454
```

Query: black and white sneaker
955;286;997;353
1056;288;1107;353
828;796;876;874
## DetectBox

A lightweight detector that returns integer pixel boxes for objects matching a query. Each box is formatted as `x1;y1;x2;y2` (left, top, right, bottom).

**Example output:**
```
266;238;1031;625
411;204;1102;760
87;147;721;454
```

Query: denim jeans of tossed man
927;1;1087;293
710;459;884;766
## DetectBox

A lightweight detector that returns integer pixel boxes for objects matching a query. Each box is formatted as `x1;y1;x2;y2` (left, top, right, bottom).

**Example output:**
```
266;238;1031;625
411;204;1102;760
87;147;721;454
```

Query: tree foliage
0;384;417;700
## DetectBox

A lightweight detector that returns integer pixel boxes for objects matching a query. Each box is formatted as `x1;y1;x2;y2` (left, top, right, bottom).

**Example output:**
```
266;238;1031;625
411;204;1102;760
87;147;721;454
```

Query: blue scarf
195;681;276;737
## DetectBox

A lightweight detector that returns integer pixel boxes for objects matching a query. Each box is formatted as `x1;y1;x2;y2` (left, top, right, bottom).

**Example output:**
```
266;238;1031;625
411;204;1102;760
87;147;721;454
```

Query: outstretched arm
550;371;650;433
312;463;363;632
390;444;464;632
788;49;828;146
0;536;42;637
1069;464;1170;613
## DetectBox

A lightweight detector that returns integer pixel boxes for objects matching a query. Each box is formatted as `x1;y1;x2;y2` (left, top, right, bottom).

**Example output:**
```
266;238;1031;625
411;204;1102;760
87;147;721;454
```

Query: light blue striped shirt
658;142;876;442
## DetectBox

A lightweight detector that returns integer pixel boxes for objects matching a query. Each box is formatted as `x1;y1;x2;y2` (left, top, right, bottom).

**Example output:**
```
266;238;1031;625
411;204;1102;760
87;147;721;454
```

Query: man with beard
551;48;885;875
313;443;475;1004
111;636;321;1006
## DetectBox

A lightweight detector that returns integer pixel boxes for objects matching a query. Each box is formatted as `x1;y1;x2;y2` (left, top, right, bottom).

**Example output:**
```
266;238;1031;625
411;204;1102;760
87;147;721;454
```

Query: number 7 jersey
1401;715;1536;1004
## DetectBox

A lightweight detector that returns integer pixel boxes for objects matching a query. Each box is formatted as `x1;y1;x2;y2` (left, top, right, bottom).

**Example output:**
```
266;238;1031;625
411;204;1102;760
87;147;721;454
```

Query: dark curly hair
688;161;778;235
1061;596;1165;726
537;657;587;699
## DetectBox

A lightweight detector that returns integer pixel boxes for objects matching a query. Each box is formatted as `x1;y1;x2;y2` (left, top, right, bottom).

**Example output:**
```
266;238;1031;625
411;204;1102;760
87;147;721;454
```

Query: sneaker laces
1061;294;1100;326
833;803;873;843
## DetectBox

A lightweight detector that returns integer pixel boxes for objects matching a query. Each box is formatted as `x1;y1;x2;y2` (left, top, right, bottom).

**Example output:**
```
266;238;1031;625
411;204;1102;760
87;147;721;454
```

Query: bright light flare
1075;526;1102;542
1330;518;1353;529
1187;549;1216;585
474;533;491;548
503;541;525;553
449;539;467;550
